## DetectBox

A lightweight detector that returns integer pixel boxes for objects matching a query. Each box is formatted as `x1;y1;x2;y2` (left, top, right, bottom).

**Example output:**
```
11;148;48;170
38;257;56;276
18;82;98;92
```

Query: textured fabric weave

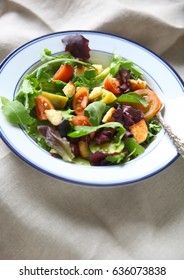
0;0;184;260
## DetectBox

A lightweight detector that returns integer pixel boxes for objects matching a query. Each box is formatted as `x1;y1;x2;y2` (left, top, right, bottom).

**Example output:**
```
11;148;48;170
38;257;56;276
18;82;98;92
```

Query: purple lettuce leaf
93;128;115;145
89;151;110;166
119;69;132;93
113;105;144;129
38;125;74;162
62;35;91;61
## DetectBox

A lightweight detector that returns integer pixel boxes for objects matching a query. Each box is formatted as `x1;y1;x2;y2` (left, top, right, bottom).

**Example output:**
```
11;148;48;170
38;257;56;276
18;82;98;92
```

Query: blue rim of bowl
0;30;183;187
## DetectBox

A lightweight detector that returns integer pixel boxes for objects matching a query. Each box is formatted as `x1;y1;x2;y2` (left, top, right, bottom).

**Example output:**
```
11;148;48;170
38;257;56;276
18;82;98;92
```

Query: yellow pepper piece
89;87;117;104
89;87;102;101
42;91;68;109
101;89;117;104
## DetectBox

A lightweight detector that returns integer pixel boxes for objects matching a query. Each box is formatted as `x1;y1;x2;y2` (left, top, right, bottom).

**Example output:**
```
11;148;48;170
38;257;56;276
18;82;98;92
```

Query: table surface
0;0;184;260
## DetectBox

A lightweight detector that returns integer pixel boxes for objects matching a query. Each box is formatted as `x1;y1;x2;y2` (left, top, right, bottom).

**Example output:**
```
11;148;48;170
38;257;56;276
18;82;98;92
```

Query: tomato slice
52;64;74;82
72;87;89;115
35;95;54;121
104;77;121;95
135;89;161;121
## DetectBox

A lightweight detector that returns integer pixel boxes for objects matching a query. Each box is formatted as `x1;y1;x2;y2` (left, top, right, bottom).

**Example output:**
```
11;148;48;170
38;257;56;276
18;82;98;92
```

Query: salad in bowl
0;34;162;166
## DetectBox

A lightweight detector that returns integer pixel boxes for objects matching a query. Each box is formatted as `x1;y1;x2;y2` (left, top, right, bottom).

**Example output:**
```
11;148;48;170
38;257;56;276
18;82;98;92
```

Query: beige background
0;0;184;259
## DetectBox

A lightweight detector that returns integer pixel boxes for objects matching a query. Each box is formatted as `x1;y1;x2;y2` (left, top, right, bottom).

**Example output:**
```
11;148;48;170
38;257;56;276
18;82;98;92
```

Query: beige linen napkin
0;0;184;260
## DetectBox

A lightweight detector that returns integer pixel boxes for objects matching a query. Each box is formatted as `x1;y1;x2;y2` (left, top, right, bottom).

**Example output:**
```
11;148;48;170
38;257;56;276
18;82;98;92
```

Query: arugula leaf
68;122;125;138
120;60;142;79
16;78;38;110
74;67;109;89
84;101;106;126
92;67;110;87
36;68;66;93
109;54;122;76
0;97;33;125
30;58;93;77
74;76;91;88
40;48;55;62
117;92;148;107
84;69;97;79
41;48;75;63
146;118;162;144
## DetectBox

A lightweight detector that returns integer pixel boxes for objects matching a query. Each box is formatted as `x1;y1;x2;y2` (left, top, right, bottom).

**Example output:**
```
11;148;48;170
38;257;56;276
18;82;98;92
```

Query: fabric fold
0;0;184;260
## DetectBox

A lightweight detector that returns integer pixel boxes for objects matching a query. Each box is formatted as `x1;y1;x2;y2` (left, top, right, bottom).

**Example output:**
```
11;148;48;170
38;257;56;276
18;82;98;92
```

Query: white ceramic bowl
0;31;183;187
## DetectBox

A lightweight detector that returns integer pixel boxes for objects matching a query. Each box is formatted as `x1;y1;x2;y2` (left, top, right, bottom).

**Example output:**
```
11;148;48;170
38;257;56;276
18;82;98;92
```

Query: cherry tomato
135;89;161;121
52;64;74;82
72;87;89;115
35;95;54;121
71;115;92;126
104;77;121;94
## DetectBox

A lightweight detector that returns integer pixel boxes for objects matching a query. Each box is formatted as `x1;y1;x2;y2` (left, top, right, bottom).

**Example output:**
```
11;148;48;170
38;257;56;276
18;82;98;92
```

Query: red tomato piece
52;64;74;82
104;77;121;94
35;95;54;121
135;89;161;121
72;87;89;115
71;115;92;126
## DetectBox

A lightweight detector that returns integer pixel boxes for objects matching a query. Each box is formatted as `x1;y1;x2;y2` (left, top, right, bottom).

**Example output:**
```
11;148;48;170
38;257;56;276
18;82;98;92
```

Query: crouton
128;78;147;91
129;119;148;144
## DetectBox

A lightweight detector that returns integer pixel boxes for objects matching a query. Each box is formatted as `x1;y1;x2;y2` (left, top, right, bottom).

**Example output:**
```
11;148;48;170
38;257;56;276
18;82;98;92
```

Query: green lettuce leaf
117;92;148;107
90;141;124;154
106;153;126;164
84;101;106;126
68;122;125;138
124;137;145;157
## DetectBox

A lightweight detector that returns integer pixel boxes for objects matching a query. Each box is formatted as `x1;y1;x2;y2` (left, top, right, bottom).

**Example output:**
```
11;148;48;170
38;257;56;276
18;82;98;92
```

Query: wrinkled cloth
0;0;184;260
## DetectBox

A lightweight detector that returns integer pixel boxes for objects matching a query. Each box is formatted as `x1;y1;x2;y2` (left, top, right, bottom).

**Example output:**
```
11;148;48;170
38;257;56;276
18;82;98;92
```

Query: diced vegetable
42;91;68;109
89;87;117;104
101;89;117;104
45;109;62;126
89;87;102;100
62;81;76;98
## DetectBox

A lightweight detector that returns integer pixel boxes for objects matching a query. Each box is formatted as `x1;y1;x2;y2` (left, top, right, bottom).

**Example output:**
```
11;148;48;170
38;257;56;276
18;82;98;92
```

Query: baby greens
0;35;162;166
